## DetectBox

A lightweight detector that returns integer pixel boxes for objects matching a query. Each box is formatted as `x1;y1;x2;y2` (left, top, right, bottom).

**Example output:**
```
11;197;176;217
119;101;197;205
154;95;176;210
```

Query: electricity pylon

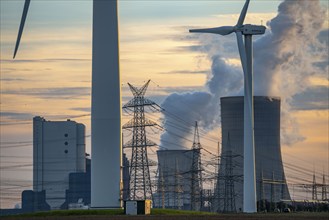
174;158;183;209
190;121;203;211
312;172;317;200
223;133;237;212
122;80;160;201
322;172;327;201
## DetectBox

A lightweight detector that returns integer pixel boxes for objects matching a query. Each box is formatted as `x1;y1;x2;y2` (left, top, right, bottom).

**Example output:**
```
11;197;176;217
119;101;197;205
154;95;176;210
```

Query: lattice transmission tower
322;172;327;201
223;133;237;213
312;172;317;200
174;158;183;210
190;121;203;211
122;80;160;201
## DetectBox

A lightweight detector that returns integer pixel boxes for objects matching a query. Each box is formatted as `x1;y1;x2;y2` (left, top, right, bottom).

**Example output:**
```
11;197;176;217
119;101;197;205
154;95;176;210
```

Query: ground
1;209;328;220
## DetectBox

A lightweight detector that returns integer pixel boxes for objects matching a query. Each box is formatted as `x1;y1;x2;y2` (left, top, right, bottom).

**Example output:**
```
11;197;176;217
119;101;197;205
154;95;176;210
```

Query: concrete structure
62;153;129;209
91;0;122;208
33;116;86;209
21;190;50;213
0;190;50;216
61;158;91;209
155;150;197;210
216;96;290;212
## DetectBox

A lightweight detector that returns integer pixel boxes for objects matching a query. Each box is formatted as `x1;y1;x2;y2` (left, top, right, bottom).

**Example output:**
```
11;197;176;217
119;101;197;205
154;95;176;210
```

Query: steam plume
160;0;328;149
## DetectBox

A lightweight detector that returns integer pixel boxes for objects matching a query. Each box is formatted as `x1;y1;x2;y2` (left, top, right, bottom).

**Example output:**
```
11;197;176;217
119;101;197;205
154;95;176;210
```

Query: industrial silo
216;96;290;212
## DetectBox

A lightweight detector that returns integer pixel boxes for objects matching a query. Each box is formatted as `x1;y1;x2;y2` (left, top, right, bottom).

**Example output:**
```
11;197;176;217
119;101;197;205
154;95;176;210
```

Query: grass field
2;209;328;219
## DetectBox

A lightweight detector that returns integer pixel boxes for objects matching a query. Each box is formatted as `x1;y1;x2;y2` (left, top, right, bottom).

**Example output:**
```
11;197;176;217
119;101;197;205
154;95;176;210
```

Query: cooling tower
216;96;290;212
156;150;195;210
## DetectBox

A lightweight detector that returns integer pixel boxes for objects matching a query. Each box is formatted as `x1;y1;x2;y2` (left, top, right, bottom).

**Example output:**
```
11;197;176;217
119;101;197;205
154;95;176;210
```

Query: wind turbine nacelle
242;24;266;35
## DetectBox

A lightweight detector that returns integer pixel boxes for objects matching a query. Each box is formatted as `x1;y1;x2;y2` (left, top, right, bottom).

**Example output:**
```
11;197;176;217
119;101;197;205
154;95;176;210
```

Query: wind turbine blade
189;26;235;36
13;0;31;59
236;0;250;27
236;31;248;75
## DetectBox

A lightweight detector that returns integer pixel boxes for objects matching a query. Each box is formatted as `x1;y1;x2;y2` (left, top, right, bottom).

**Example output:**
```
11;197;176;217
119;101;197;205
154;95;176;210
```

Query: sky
0;0;328;208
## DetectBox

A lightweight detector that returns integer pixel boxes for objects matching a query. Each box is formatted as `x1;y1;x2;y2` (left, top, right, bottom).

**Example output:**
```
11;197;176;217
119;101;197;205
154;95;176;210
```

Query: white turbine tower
189;0;265;213
13;0;122;208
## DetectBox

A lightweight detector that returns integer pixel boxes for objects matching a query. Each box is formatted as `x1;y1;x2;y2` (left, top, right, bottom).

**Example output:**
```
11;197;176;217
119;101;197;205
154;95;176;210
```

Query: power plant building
61;157;91;209
33;116;86;209
216;96;290;212
155;150;197;210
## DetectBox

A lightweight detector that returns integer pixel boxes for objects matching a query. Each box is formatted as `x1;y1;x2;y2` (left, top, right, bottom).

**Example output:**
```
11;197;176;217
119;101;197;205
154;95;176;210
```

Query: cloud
160;0;328;148
253;0;328;97
161;91;213;149
252;0;328;145
159;70;208;75
70;107;91;113
206;55;243;97
1;58;91;63
2;87;90;100
1;78;28;82
160;86;205;93
291;86;329;110
317;29;329;45
1;112;34;121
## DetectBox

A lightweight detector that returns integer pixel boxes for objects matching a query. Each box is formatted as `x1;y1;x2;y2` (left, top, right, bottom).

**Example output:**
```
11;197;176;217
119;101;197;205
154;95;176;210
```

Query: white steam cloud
161;0;328;149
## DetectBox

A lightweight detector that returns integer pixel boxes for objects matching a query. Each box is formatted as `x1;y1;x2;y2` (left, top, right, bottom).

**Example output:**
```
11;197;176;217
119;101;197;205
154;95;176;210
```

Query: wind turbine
189;0;265;213
13;0;122;209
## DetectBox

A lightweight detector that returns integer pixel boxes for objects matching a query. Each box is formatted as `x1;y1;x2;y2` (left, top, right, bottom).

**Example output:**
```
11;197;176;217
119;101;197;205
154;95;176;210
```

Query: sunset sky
0;0;328;208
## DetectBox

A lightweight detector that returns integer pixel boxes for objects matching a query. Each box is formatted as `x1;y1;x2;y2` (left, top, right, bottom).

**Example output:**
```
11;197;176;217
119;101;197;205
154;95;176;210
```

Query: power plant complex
2;93;329;216
29;95;292;213
2;0;328;216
